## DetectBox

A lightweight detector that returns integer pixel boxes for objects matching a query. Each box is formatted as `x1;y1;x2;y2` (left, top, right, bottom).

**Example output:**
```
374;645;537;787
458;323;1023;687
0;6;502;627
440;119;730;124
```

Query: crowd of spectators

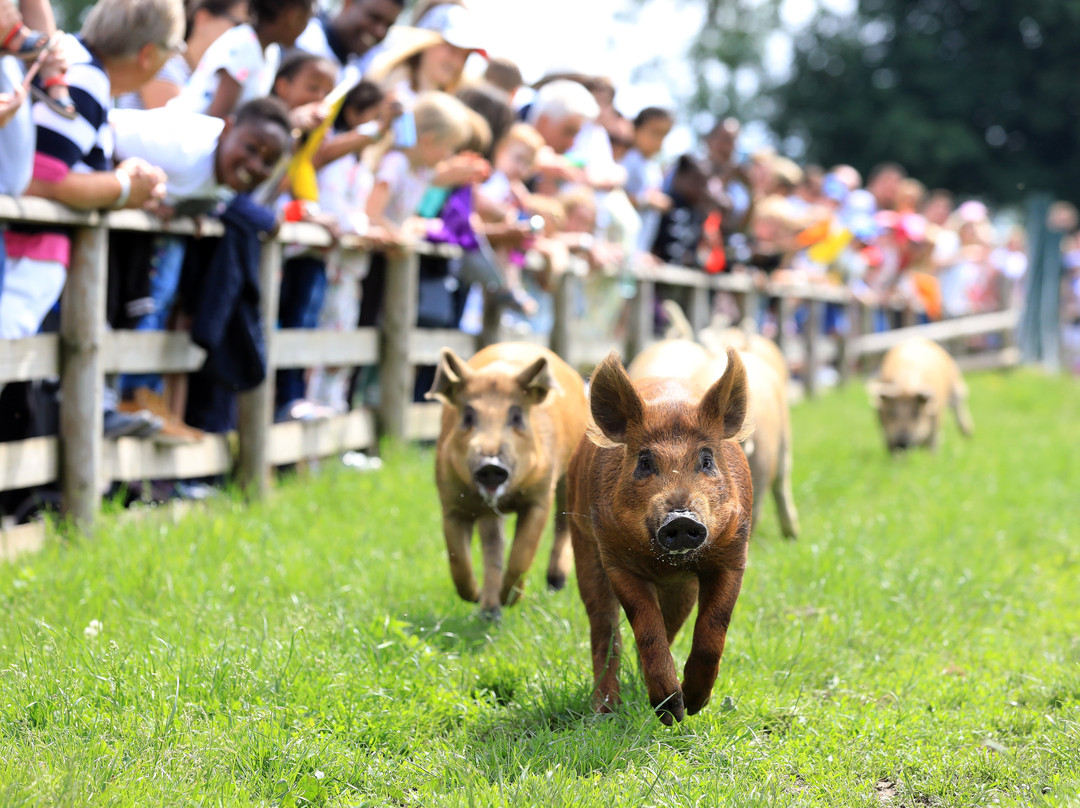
1;0;1074;511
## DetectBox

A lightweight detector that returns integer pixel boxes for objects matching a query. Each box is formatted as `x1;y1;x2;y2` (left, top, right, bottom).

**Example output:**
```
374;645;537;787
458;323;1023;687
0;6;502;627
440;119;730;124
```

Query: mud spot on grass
875;779;897;804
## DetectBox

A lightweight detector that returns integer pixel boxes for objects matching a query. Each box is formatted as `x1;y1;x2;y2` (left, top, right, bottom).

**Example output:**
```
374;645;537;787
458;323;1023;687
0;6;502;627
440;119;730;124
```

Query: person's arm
365;179;396;234
312;130;378;169
19;0;56;35
204;70;242;120
0;84;27;128
139;78;182;110
28;160;162;210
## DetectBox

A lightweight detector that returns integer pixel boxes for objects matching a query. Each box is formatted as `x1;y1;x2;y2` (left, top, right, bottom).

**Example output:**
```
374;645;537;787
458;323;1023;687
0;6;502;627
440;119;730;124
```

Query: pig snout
656;511;709;554
474;461;510;491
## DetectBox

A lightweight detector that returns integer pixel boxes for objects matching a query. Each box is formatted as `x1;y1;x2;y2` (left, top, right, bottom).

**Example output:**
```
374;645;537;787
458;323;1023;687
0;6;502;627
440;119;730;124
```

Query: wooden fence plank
409;329;476;366
0;521;48;562
379;251;420;441
0;437;58;491
271;328;380;368
103;331;206;374
267;409;376;465
104;435;232;482
851;310;1019;356
0;335;59;382
405;401;443;442
60;223;107;526
236;238;282;498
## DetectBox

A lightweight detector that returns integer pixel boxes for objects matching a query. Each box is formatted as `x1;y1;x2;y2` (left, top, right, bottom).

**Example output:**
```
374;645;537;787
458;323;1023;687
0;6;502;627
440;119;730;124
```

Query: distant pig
869;337;974;453
568;347;753;724
427;343;589;619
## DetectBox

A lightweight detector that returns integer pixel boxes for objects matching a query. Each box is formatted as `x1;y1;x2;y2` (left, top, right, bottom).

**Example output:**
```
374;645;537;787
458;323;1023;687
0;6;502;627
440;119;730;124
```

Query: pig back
879;338;957;406
627;340;713;383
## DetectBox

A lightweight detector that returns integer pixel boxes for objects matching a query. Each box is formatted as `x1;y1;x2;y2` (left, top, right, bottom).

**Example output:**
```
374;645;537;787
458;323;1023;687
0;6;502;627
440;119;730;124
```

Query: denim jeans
119;235;187;397
275;255;327;410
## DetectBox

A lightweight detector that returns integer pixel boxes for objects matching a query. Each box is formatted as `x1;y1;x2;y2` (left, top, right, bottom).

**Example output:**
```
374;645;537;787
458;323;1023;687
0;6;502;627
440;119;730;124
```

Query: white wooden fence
0;194;1020;534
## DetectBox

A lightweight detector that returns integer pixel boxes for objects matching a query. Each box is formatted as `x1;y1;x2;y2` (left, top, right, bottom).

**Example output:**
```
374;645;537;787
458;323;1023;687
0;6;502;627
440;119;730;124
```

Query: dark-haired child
271;50;335;131
170;0;314;119
622;105;673;252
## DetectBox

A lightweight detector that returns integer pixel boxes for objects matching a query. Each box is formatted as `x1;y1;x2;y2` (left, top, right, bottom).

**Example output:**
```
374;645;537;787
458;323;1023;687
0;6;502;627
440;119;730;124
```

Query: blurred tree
629;0;782;125
49;0;92;31
767;0;1080;206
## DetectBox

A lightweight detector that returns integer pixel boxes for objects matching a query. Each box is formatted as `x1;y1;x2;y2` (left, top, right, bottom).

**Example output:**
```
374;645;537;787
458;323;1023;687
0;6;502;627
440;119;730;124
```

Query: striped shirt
33;34;114;176
6;34;114;267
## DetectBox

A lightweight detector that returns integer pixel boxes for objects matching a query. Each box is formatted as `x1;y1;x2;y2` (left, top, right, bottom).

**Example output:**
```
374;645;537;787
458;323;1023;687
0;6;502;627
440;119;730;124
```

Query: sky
462;0;856;157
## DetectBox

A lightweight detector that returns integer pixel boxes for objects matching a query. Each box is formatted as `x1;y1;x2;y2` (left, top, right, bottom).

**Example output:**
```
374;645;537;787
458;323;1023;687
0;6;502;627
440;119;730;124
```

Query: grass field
1;369;1078;807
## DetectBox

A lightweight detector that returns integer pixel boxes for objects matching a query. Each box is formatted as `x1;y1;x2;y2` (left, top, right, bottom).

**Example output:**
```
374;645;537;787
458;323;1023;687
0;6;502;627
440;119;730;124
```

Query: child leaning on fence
0;0;185;341
305;80;387;413
107;98;293;441
169;0;314;120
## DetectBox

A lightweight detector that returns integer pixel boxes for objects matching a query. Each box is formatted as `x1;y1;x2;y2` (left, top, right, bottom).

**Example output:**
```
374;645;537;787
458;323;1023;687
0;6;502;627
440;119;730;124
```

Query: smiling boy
111;96;292;206
107;97;292;441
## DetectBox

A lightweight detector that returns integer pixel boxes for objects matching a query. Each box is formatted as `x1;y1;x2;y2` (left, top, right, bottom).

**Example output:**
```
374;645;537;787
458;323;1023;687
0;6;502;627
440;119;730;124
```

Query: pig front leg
500;498;552;607
477;515;506;620
607;567;684;724
681;567;744;716
546;476;572;591
571;521;623;714
443;513;479;604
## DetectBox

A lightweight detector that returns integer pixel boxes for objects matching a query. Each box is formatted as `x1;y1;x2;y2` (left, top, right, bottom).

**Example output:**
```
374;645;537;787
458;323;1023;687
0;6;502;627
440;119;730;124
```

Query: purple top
425;185;479;252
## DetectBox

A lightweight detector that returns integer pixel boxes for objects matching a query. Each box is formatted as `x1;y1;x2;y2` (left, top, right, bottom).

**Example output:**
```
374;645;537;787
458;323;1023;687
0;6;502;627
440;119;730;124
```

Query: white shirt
170;24;280;115
110;108;234;206
317;151;374;233
374;150;432;226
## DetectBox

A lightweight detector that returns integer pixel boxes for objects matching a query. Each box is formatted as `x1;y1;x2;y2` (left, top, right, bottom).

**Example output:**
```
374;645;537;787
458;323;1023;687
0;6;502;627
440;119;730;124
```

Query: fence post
689;283;710;337
858;301;875;373
379;248;420;442
775;294;791;368
236;237;282;499
479;288;501;348
837;298;858;384
803;299;821;398
626;276;655;361
550;269;574;364
740;285;760;330
902;303;917;328
59;218;107;528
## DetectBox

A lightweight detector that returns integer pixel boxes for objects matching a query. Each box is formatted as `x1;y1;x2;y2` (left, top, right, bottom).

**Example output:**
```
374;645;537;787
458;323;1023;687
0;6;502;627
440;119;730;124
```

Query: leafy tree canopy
766;0;1080;206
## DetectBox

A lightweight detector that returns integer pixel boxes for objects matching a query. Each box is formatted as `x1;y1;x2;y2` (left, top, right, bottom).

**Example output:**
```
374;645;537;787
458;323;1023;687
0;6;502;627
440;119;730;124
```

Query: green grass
1;369;1079;807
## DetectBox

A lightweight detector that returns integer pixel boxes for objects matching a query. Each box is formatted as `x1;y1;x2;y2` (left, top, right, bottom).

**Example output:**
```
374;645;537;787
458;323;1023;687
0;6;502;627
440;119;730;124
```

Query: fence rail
0;195;1019;531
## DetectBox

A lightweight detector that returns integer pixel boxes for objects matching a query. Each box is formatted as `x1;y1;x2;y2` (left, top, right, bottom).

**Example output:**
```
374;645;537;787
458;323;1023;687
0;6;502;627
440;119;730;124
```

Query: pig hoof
684;694;710;716
653;692;685;724
546;572;566;591
479;605;502;623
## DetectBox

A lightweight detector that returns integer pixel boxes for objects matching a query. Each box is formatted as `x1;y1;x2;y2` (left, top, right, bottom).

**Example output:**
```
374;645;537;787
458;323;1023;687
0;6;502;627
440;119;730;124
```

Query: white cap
415;4;488;55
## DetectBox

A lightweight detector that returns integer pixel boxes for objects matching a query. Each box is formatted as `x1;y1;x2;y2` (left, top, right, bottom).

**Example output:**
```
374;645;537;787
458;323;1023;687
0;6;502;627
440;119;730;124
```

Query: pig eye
461;406;478;429
634;450;657;479
699;448;718;475
507;405;526;430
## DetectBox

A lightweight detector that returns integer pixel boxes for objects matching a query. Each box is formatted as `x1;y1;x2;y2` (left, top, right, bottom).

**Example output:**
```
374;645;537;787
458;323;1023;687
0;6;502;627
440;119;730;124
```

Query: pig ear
866;380;895;408
586;351;643;447
516;356;561;404
426;348;473;406
698;347;749;441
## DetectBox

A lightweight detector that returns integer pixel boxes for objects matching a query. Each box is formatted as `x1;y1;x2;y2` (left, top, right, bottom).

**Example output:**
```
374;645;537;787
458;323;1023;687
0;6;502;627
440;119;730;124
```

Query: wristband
113;169;132;209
